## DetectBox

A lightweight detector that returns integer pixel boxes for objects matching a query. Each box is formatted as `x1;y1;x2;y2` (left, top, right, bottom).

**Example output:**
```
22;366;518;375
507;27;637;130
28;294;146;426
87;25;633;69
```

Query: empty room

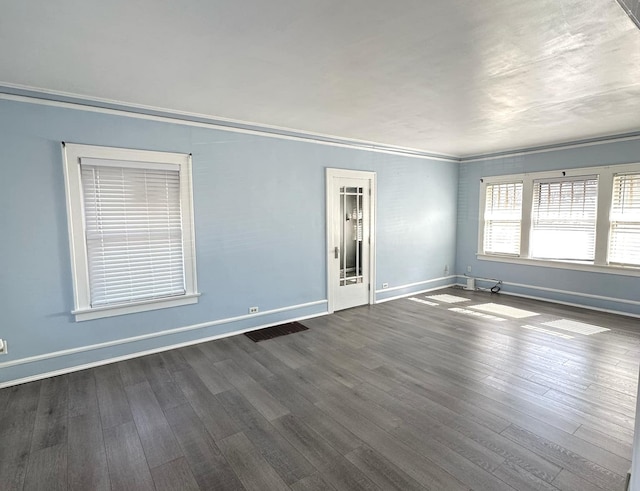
1;1;640;490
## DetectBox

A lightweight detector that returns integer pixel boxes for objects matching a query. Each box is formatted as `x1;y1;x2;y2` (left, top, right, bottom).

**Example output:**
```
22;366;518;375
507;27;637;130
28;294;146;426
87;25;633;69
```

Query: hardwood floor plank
291;472;337;491
314;398;469;491
392;423;516;491
103;421;155;491
0;381;41;491
574;423;633;459
151;457;200;491
140;353;187;410
125;380;182;468
94;364;133;429
216;388;315;484
117;357;147;387
182;345;233;394
262;375;364;455
345;445;427;491
30;375;68;452
160;348;191;373
491;459;558;491
173;368;241;440
272;414;379;491
501;424;626;490
23;443;67;491
551;468;610;491
215;358;290;420
68;412;110;491
67;369;99;418
218;431;290;491
164;402;245;491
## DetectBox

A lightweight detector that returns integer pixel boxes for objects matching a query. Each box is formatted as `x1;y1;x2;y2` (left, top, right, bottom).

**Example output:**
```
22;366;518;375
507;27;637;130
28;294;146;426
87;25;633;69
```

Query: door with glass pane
326;169;375;312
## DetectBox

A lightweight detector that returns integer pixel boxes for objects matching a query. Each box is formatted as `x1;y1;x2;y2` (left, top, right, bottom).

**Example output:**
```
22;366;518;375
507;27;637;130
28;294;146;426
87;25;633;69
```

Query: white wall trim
374;275;457;294
462;276;640;317
0;91;458;163
0;299;327;371
375;278;457;303
0;309;328;390
461;132;640;163
2;86;639;164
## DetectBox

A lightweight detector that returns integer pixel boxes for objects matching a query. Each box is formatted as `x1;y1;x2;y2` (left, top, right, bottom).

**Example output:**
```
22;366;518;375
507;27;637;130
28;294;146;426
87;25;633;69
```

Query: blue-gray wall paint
456;139;640;316
0;99;458;384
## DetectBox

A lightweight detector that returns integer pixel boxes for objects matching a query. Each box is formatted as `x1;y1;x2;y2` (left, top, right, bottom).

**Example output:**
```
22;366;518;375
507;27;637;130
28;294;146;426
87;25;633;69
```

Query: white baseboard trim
375;280;457;303
462;277;640;318
375;275;457;295
0;309;328;389
0;300;327;372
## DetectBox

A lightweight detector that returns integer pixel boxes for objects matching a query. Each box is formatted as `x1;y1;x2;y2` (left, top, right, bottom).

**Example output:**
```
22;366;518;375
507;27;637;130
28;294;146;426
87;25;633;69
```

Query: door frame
326;168;377;313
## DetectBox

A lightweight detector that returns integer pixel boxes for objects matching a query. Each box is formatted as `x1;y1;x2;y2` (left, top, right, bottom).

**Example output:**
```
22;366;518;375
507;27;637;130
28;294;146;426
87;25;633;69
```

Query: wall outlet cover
249;306;259;314
382;283;389;289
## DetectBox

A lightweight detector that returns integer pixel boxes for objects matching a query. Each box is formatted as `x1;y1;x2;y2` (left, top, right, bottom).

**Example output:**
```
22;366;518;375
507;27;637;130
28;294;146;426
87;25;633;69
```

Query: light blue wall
456;139;640;316
0;98;458;384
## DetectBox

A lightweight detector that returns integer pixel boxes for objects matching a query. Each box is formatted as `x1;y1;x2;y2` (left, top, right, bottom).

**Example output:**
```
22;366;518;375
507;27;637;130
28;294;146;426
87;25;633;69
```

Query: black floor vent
244;322;309;342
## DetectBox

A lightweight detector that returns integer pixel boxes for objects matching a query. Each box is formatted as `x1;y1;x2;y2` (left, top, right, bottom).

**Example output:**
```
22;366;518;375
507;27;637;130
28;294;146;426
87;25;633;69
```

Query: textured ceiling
0;0;639;157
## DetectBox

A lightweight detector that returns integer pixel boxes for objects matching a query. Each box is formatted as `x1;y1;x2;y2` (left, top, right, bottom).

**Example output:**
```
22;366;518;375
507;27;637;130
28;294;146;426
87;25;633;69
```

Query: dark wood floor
1;288;638;490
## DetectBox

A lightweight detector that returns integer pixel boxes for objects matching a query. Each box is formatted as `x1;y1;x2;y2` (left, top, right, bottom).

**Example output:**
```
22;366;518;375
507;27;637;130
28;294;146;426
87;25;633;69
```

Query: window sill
72;293;201;321
476;254;640;277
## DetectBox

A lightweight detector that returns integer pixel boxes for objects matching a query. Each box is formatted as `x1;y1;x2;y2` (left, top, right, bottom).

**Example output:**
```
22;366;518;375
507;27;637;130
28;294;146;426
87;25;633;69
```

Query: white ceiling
1;0;639;157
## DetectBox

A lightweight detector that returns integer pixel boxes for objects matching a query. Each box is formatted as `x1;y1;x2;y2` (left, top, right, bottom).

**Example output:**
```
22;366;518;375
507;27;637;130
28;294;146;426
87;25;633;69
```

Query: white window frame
477;162;640;277
62;143;199;321
480;180;523;256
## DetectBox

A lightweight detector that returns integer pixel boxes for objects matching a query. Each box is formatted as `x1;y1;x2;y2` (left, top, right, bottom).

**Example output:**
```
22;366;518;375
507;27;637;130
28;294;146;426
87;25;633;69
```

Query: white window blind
531;176;598;261
609;173;640;266
483;182;523;255
80;159;186;307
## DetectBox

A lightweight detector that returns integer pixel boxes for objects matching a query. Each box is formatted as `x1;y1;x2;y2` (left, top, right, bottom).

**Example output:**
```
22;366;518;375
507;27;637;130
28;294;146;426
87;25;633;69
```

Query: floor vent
244;322;309;342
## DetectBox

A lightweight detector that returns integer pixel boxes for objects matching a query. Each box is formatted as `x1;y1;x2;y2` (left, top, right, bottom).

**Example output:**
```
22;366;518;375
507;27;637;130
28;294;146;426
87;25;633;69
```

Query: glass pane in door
339;186;364;286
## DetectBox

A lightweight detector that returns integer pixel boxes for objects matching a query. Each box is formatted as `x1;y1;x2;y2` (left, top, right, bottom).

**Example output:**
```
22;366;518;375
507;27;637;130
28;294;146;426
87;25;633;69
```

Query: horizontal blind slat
609;173;640;265
531;177;598;260
81;164;186;307
484;182;522;255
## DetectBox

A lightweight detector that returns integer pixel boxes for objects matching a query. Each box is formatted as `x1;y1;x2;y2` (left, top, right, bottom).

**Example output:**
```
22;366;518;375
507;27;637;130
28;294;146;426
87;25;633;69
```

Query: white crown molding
0;83;460;162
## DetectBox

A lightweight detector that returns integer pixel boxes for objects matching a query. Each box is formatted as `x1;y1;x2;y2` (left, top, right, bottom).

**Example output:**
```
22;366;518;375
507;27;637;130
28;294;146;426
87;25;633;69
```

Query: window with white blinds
483;182;523;255
63;144;198;321
530;176;598;261
81;160;186;306
609;173;640;266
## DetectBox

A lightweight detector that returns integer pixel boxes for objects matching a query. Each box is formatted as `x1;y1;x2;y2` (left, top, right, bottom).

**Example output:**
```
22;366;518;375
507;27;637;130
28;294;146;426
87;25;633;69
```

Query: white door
326;168;376;312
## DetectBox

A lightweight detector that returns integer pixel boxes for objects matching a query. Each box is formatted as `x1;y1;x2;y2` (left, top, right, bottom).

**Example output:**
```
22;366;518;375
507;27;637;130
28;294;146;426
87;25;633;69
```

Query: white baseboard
458;277;640;319
375;278;457;303
0;299;327;389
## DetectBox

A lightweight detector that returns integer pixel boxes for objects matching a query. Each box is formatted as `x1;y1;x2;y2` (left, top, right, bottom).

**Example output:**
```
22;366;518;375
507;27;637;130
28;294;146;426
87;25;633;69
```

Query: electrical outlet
444;264;449;274
0;339;7;355
248;306;259;314
467;266;472;273
382;282;389;289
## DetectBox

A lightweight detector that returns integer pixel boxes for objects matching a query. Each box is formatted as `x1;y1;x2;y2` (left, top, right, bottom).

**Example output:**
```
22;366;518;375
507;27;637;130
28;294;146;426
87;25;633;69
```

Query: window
530;176;598;261
483;182;522;255
477;163;640;275
63;143;198;321
609;172;640;266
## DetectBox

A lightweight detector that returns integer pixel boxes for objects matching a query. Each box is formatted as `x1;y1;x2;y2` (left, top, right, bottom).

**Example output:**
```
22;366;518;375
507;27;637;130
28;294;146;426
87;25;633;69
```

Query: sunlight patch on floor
521;324;573;339
408;297;439;306
427;294;470;304
449;307;506;321
542;319;610;335
470;303;539;319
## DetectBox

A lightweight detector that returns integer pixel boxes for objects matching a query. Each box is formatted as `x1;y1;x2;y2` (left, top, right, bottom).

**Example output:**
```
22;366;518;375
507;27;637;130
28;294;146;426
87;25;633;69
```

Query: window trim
477;162;640;276
62;143;199;321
